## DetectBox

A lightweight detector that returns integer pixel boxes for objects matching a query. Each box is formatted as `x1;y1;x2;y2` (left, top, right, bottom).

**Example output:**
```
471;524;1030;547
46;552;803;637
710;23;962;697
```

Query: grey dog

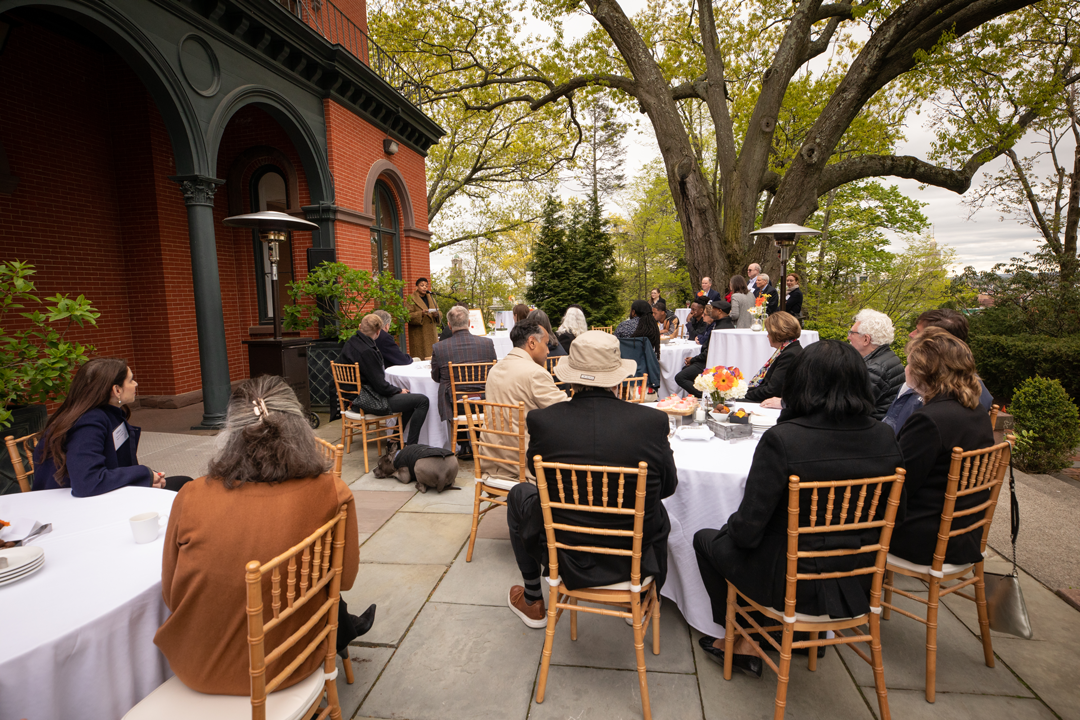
373;444;461;493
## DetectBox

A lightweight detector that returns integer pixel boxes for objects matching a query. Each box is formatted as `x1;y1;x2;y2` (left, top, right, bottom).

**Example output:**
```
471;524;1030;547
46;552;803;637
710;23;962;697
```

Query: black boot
336;602;377;658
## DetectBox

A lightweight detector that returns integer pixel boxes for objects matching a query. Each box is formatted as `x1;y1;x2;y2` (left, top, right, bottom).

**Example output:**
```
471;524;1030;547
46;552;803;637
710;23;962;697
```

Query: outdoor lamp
749;223;820;312
223;210;319;339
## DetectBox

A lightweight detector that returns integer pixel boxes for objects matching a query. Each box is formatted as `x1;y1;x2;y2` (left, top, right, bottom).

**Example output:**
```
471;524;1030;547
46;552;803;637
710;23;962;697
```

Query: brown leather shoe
508;586;547;628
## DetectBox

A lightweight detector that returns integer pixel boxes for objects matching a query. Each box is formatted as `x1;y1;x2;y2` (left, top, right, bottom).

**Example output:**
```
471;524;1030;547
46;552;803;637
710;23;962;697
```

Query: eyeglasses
847;329;863;336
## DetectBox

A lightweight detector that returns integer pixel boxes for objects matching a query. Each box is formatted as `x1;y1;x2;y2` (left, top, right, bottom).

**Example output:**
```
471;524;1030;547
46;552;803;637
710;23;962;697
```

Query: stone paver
475;504;510;540
529;666;704;720
351;490;412;534
356;512;472;565
341;563;446;646
337;647;394;720
885;689;1057;719
398;475;476;514
430;538;524;607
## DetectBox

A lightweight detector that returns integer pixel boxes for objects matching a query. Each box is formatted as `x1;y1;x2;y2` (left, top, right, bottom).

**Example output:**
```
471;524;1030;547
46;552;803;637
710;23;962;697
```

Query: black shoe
765;631;827;658
698;635;763;678
456;445;473;461
353;603;376;636
337;604;377;658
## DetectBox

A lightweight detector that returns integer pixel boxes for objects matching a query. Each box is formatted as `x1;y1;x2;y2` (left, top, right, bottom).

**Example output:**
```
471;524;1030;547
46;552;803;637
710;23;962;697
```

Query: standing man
746;264;761;294
407;277;441;360
848;309;905;420
696;277;721;303
784;274;803;319
430;306;497;456
754;273;779;315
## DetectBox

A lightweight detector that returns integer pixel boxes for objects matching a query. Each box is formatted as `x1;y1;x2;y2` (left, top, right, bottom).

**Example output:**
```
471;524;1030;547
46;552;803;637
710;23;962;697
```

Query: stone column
170;174;230;429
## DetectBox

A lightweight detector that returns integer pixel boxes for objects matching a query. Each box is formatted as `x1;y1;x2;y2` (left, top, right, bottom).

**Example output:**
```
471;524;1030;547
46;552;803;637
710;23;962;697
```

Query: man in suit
430;305;497;456
754;273;779;315
504;331;678;628
674;300;726;397
695;276;722;303
784;273;803;318
483;318;569;477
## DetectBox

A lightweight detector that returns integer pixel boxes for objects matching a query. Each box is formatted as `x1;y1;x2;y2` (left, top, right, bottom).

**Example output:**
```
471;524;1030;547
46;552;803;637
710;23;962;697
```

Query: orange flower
755;296;765;307
713;369;736;392
727;366;743;380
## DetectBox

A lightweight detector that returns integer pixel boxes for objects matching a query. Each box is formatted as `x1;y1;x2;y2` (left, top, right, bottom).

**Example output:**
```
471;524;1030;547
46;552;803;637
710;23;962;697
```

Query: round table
0;486;176;720
705;328;820;377
489;332;513;359
493;311;516;333
657;339;700;398
384;362;449;449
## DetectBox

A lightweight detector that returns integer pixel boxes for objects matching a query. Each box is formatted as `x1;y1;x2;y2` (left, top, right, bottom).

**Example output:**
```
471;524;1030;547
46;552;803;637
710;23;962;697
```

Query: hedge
969;334;1080;405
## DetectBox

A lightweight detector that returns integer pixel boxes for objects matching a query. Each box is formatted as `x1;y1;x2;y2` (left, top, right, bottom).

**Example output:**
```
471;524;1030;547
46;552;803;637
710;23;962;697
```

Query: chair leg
341;652;355;684
773;624;794;720
535;589;560;704
973;563;995;668
883;570;894;620
808;631;819;671
341;420;350;456
324;672;344;720
869;613;891;720
723;582;737;681
466;482;483;562
361;422;370;474
570;596;578;641
631;594;652;720
925;577;941;703
651;587;661;656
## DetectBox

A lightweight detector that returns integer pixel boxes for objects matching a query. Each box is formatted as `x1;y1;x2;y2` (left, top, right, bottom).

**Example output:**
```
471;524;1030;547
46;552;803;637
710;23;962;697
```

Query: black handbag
983;455;1033;639
350;386;391;416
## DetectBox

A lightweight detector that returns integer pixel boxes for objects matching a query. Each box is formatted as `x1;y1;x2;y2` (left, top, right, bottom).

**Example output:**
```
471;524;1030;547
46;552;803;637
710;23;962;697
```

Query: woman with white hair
848;308;905;419
556;305;588;353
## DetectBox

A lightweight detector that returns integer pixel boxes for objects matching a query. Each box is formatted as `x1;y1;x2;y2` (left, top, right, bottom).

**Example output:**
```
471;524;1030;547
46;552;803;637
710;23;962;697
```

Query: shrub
283;263;407;342
1009;376;1080;474
969;334;1080;404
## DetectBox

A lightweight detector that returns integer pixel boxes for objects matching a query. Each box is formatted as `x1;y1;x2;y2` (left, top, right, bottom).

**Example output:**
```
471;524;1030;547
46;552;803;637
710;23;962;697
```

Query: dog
373;444;461;493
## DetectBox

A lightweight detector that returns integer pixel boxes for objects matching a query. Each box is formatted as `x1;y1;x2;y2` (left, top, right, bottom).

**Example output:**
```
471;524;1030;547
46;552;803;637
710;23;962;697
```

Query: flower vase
750;313;763;332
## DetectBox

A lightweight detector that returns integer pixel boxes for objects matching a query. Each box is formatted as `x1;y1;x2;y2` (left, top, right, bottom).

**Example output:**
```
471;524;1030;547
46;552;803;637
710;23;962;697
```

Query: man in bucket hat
505;331;679;628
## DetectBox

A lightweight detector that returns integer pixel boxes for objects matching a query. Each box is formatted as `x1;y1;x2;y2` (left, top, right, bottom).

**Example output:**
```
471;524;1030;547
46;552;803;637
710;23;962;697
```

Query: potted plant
1;261;99;493
283;263;408;411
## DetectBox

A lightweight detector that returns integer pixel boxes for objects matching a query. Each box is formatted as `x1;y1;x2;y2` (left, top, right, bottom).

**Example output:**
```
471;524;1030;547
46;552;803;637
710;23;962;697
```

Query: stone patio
141;425;1080;720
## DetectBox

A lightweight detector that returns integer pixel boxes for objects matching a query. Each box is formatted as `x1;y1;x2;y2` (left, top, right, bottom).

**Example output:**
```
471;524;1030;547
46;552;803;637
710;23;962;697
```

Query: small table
493;311;516;333
658;340;700;398
674;308;691;337
0;486;176;720
705;328;820;377
384;362;449;449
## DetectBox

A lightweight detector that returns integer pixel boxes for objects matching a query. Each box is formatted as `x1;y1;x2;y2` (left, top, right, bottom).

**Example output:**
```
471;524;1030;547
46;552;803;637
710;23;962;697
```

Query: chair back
929;441;1011;570
464;399;527;481
4;432;40;493
591;326;613;334
988;404;1000;429
618;375;649;403
245;505;349;720
545;356;571;392
533;457;649;589
783;470;907;621
330;362;362;413
448;361;496;410
313;437;344;483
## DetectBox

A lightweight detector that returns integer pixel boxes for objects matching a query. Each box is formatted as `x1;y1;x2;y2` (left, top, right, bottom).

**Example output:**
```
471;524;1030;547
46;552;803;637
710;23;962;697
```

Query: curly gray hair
853;309;895;346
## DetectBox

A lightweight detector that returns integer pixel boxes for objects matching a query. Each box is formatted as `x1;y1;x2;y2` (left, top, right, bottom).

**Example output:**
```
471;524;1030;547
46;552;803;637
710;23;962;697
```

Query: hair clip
252;398;270;419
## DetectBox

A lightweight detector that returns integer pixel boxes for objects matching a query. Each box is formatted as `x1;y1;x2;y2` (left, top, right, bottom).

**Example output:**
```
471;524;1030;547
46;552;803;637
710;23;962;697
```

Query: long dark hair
630;299;661;359
781;340;875;420
40;358;130;485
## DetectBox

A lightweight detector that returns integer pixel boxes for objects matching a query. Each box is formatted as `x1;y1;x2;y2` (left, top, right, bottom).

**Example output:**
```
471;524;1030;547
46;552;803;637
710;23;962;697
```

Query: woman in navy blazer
33;358;190;496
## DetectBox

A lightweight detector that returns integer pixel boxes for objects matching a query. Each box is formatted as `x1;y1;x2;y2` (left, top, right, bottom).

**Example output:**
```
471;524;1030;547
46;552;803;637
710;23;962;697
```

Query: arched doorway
370;180;401;279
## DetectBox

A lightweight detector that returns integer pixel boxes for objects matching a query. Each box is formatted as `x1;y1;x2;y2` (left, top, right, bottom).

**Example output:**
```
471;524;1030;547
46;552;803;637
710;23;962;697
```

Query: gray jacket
729;291;756;329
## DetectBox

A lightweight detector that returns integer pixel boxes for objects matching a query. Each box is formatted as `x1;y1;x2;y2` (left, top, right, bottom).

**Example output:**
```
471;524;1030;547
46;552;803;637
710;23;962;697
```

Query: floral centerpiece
748;294;770;331
693;365;748;409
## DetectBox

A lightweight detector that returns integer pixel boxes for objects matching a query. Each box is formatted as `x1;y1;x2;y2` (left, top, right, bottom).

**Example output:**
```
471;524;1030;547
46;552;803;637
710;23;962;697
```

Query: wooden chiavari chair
124;506;351;720
533;458;659;720
882;441;1010;702
462;399;527;562
724;470;906;720
447;361;496;446
618;375;649;403
545;356;570;393
989;404;1000;429
4;432;41;493
314;437;345;484
590;326;613;334
330;362;403;473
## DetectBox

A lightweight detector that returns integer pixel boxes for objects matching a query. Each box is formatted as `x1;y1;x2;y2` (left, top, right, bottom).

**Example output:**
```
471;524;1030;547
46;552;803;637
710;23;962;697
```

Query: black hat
710;299;731;313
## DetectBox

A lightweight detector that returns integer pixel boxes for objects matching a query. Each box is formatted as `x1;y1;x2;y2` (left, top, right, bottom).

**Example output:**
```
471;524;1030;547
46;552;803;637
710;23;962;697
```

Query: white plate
0;545;44;574
0;559;45;587
0;554;43;580
750;415;777;428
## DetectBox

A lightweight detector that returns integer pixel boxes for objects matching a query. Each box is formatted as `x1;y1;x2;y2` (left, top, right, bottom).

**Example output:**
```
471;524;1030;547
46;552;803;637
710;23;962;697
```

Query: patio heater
748;223;820;313
223;210;321;427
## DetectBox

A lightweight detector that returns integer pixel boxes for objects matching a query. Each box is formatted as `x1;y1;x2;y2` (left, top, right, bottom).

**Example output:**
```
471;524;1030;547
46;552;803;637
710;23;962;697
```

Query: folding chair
447;361;495;447
545;356;570;393
882;441;1010;702
591;326;613;334
314;437;345;484
724;469;906;720
330;362;403;473
618;375;649;403
4;432;41;493
463;399;526;562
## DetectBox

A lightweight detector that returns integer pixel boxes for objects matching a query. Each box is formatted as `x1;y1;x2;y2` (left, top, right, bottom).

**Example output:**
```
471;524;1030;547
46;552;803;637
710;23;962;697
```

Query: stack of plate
0;546;45;587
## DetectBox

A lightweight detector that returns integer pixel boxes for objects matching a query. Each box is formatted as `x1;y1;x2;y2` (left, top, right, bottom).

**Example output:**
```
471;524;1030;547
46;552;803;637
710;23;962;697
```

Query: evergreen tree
525;197;575;324
569;195;623;327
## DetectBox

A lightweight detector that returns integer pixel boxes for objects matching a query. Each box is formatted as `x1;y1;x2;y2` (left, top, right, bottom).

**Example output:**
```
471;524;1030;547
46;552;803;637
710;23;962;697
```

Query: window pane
378;190;394;229
371;230;381;273
257;172;287;211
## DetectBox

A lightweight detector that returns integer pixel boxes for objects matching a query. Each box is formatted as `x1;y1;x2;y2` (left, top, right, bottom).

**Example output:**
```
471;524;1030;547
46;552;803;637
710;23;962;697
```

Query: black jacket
685;314;711;343
753;282;779;315
891;395;995;566
713;316;735;330
375;330;412;367
33;405;150;495
345;332;401;398
785;287;803;317
743;341;802;402
863;345;905;420
526;390;678;591
690;320;717;364
711;412;903;617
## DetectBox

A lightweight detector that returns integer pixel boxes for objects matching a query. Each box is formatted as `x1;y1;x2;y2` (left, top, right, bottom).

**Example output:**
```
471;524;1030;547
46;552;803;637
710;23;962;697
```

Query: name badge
112;423;130;451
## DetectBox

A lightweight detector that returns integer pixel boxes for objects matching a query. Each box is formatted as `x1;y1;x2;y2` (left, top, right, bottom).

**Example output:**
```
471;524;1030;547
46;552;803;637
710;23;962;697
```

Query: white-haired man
848;309;905;420
753;272;778;314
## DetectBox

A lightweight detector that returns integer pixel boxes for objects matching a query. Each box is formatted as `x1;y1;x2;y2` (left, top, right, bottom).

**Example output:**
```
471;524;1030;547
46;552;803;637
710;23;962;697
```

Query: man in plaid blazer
430;306;497;453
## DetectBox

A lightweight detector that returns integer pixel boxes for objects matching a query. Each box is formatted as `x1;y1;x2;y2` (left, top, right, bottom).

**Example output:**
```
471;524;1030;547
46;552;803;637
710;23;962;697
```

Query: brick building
0;0;442;426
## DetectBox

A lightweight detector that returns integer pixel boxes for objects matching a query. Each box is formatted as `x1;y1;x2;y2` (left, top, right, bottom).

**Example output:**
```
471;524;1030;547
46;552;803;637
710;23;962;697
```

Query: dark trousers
506;483;547;580
694;528;733;625
388;392;429;446
675;360;706;397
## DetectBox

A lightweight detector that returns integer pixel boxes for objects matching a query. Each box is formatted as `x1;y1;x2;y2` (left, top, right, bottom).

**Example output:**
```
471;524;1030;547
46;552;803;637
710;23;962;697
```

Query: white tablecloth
489;333;512;359
493;311;515;333
674;308;691;337
658;340;700;398
0;486;177;720
385;362;449;449
705;328;820;377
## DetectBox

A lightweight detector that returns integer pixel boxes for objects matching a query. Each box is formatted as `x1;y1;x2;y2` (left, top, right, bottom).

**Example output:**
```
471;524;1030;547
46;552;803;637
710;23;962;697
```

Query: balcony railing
276;0;428;110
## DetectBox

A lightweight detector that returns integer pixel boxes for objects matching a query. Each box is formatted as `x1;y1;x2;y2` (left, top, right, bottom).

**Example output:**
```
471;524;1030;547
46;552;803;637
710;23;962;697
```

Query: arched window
370;181;401;279
250;167;294;324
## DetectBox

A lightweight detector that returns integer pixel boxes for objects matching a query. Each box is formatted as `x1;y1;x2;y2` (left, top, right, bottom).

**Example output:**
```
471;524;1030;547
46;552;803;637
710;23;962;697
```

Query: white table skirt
489;333;512;359
674;308;691;337
705;328;820;378
493;311;515;333
385;362;449;449
0;486;177;720
658;340;700;398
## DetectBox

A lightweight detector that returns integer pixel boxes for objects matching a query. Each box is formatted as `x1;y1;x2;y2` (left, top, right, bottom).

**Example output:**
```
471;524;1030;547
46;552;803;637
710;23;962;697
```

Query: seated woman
556;305;588;353
155;376;374;694
33;358;191;495
352;313;429;446
744;311;802;404
527;308;567;357
693;340;903;675
890;327;995;566
614;300;662;359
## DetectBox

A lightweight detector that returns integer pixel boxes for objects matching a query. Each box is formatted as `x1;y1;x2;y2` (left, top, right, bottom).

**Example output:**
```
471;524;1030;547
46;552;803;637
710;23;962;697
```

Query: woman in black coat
694;340;904;675
743;311;803;403
890;327;995;566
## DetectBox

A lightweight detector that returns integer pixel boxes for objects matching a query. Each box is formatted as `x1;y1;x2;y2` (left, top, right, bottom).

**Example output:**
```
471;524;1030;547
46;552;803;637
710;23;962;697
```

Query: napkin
674;425;713;442
0;517;35;541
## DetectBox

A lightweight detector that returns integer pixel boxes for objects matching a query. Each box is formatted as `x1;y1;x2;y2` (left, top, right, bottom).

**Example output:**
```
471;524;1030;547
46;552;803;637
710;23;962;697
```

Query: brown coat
155;473;359;695
406;290;441;359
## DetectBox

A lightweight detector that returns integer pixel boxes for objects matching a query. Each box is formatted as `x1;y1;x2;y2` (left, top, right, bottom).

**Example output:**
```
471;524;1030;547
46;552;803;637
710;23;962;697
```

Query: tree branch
697;0;738;180
1006;148;1062;255
429;218;540;252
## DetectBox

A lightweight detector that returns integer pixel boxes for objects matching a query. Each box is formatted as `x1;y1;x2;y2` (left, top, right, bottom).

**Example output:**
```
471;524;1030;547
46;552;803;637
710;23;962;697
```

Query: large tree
374;0;1070;284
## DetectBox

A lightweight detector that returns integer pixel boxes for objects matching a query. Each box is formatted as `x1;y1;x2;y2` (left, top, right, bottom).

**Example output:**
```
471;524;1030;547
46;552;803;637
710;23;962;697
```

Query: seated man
482;318;569;477
652;300;680;339
430;305;497;455
711;299;735;330
439;302;469;342
848;309;905;420
684;297;710;343
505;331;678;627
371;310;412;367
674;300;724;397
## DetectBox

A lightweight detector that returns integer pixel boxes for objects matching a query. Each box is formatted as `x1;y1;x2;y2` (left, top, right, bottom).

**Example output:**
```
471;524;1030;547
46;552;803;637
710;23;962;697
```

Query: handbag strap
1006;448;1020;578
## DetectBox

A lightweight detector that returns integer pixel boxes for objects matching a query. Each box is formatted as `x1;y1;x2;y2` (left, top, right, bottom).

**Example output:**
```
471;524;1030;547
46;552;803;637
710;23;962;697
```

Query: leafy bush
284;263;407;342
1009;376;1080;474
969;334;1080;405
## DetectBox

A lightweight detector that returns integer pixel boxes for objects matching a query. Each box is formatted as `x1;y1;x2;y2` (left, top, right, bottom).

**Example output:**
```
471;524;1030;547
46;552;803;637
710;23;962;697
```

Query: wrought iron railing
275;0;428;110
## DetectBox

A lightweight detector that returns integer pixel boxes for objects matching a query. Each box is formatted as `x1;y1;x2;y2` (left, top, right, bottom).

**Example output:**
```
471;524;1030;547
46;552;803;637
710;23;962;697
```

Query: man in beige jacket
482;317;568;477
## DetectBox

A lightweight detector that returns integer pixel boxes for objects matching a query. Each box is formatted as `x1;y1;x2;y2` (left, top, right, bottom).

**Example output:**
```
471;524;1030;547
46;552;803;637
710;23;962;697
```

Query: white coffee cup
130;512;168;544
